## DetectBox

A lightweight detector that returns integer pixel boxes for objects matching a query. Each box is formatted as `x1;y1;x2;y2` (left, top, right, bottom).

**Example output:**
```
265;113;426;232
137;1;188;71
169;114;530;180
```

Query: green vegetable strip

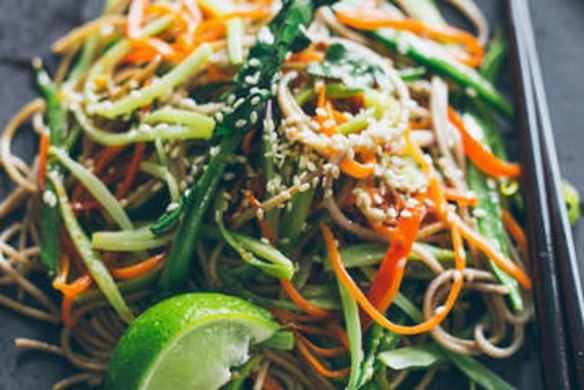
260;331;295;350
377;345;444;370
227;17;245;65
338;109;375;135
370;29;513;116
50;147;134;231
464;32;524;311
394;0;447;27
324;243;454;270
83;15;175;106
563;180;581;225
397;66;427;81
49;174;134;324
143;108;216;129
159;0;338;292
73;105;214;146
36;65;65;276
92;228;172;252
217;208;295;280
140;162;180;201
226;355;264;390
392;293;515;389
88;44;213;118
76;267;161;305
338;281;363;390
279;189;315;243
448;353;515;390
479;29;507;84
467;159;523;311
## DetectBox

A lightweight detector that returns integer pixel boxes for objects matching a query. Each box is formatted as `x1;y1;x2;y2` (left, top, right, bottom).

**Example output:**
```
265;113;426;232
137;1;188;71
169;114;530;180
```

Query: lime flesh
105;293;279;390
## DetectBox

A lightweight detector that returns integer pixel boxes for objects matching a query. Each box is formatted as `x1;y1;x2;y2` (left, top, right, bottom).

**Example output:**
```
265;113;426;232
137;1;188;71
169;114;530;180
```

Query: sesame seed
236;119;248;128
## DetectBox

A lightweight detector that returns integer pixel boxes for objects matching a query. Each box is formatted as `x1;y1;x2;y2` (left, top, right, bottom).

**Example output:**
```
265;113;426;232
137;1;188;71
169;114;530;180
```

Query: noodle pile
0;0;532;388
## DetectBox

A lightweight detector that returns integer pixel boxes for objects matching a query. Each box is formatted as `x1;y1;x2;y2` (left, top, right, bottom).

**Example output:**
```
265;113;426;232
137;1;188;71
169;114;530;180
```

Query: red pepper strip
366;199;426;314
115;143;146;199
335;10;484;67
37;132;50;190
110;253;165;280
127;0;150;39
448;108;521;178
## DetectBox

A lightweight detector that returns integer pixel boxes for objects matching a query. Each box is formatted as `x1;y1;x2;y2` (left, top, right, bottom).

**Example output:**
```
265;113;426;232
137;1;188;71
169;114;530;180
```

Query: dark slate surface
0;0;582;389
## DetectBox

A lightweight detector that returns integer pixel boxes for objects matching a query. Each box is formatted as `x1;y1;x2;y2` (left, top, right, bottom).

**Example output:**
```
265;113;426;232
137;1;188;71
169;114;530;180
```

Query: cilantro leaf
307;43;389;89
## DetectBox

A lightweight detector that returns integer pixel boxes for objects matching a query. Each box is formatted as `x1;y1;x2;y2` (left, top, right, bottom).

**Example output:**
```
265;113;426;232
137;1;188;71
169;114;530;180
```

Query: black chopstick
505;1;573;389
512;0;584;387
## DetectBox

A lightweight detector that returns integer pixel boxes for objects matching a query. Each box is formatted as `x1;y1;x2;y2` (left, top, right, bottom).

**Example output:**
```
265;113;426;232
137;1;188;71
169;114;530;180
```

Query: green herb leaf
307;43;389;89
378;345;444;371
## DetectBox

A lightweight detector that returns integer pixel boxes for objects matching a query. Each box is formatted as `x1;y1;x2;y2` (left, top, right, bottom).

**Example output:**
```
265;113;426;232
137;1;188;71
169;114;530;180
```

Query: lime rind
105;293;279;390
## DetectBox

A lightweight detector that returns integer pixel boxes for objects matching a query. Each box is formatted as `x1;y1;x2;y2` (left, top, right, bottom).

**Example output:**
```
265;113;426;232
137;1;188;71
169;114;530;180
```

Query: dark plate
0;0;582;389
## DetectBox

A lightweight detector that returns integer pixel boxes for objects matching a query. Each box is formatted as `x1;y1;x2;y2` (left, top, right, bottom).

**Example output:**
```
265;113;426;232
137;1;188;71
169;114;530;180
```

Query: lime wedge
105;293;279;390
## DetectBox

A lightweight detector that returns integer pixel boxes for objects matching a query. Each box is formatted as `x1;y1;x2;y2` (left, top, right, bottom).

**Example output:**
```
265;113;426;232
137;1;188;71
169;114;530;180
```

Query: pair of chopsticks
506;0;584;389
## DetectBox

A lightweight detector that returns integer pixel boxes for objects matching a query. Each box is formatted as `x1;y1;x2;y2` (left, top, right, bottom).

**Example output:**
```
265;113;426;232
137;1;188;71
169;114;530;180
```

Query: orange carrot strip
245;192;274;243
405;131;532;290
53;253;93;327
37;132;50;190
296;338;350;379
110;253;165;280
339;157;376;179
448;108;521;178
322;222;465;335
443;187;479;207
335;10;484;67
502;209;529;263
288;49;325;64
280;279;335;318
296;333;346;358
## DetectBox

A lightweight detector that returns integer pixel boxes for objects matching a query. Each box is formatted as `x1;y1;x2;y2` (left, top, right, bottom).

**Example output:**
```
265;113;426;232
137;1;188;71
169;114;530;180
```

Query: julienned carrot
127;0;149;39
245;192;274;243
116;143;146;199
296;337;350;379
448;108;521;178
405;131;532;290
53;252;93;327
339;156;376;179
322;223;465;336
367;199;426;313
315;84;337;136
110;253;165;280
288;49;325;64
37;132;50;190
296;332;346;358
502;209;529;263
335;9;484;67
279;279;335;318
443;187;479;207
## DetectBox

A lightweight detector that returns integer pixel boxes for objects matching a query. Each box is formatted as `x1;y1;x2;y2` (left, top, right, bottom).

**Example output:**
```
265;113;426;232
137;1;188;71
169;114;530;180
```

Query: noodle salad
0;0;533;389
